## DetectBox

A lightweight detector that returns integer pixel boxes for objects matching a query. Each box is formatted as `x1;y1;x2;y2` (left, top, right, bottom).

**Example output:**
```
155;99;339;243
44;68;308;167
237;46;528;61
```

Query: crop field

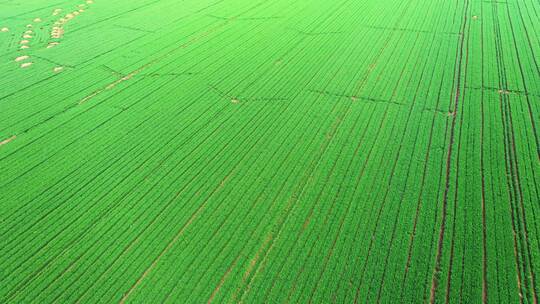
0;0;539;303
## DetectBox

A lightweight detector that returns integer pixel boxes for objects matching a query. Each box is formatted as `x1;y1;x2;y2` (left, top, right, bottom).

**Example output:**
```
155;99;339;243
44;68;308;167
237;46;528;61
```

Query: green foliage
0;0;538;302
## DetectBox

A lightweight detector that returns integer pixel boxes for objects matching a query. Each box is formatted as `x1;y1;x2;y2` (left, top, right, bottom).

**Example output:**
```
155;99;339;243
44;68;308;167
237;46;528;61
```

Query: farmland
0;0;539;302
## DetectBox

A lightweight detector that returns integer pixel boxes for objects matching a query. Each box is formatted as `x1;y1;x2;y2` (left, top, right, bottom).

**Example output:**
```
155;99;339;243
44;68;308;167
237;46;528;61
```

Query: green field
1;0;539;302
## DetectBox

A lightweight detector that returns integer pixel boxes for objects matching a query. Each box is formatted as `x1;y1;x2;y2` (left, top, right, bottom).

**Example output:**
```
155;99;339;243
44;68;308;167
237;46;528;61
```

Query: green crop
0;0;539;302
